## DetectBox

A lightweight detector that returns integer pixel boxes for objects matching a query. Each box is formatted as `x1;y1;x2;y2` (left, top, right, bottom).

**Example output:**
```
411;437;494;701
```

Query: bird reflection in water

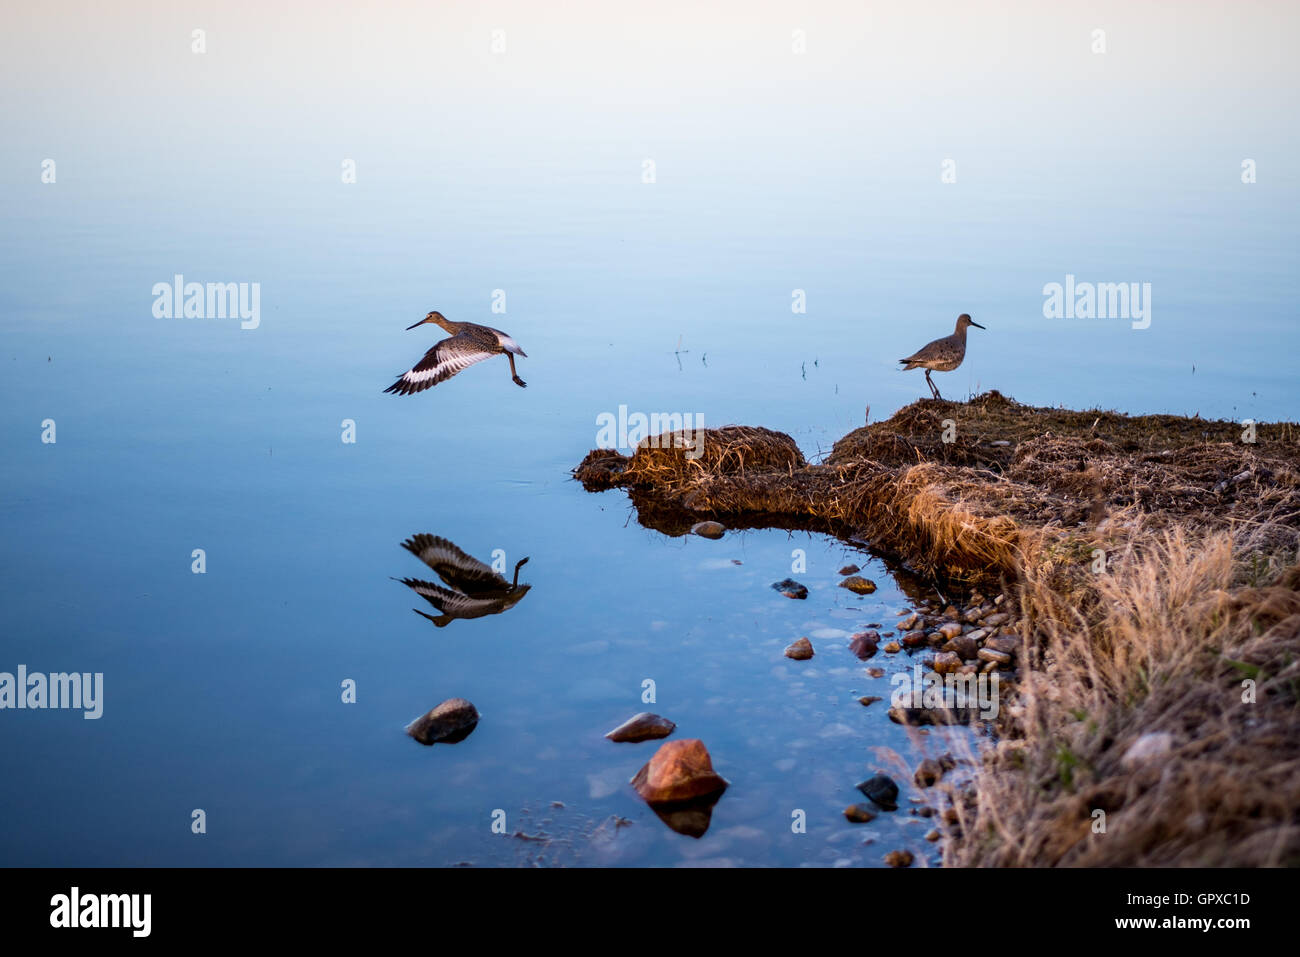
396;534;531;627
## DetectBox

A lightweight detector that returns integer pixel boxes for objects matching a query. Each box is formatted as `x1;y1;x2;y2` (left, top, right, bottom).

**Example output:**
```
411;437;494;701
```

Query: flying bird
899;313;985;400
385;311;527;395
395;534;531;627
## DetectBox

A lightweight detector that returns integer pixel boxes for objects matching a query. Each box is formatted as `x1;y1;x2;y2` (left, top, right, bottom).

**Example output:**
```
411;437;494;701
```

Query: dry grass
574;391;1300;866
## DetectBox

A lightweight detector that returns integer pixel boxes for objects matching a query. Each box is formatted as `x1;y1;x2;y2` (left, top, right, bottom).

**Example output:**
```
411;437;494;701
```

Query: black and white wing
400;534;505;593
384;333;495;395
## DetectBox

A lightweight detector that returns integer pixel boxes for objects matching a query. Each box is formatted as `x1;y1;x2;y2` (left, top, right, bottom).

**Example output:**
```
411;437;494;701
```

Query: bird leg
512;557;530;586
925;370;942;400
507;353;526;388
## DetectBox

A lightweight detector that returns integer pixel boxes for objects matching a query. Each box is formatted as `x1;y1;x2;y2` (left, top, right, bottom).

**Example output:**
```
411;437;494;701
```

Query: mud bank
575;391;1300;866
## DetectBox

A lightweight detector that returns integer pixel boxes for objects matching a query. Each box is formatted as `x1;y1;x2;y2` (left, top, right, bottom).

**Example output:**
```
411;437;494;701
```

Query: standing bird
898;313;985;400
385;311;527;395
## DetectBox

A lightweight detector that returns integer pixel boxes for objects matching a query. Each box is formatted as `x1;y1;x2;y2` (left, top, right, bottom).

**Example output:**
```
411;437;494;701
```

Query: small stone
964;628;989;643
630;739;729;804
914;758;945;787
932;652;961;674
898;613;919;631
857;773;899;809
942;606;960;619
866;622;882;628
839;576;878;595
690;521;725;539
838;564;861;576
406;697;480;745
867;667;885;678
858;696;882;707
925;829;941;842
1121;732;1174;771
985;636;1018;656
981;661;999;674
884;849;914;868
844;804;877;823
977;648;1011;665
849;631;880;658
994;594;1005;605
957;663;979;675
901;630;928;649
882;641;901;654
983;612;1010;627
941;635;978;659
772;579;808;600
606;712;676;743
990;440;1011;447
937;622;963;640
784;637;814;660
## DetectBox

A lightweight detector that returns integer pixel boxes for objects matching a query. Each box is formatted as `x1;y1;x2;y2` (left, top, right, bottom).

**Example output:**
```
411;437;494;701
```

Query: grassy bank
575;391;1300;866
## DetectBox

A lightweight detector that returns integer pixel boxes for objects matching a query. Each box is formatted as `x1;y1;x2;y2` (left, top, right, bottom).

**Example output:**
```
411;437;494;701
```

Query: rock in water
844;804;877;823
838;564;861;576
406;698;479;745
849;631;879;659
885;849;914;868
857;773;900;809
605;712;676;743
691;521;726;540
630;739;729;805
772;578;808;599
839;576;877;595
784;637;814;660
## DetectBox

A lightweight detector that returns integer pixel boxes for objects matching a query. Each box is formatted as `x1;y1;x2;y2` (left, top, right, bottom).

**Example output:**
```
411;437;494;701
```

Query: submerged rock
630;739;730;805
848;631;879;658
839;576;878;595
691;521;726;540
406;697;480;745
857;773;900;810
858;695;882;706
844;804;877;823
605;712;676;743
772;578;808;600
839;564;861;576
785;637;814;660
885;849;914;867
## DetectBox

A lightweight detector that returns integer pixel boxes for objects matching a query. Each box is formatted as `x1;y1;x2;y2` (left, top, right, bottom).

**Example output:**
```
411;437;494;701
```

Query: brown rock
897;613;919;631
605;712;676;743
985;636;1018;656
844;804;877;823
901;630;928;648
630;739;729;805
839;576;878;595
858;695;882;707
771;578;808;599
941;635;978;658
838;564;861;576
867;667;885;678
983;612;1011;627
849;631;879;658
882;641;902;654
914;758;945;787
977;648;1012;665
885;849;914;867
932;651;961;674
784;637;814;660
690;521;726;539
406;698;480;745
937;622;963;640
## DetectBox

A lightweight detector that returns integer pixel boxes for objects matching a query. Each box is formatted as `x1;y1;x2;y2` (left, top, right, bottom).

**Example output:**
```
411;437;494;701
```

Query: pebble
630;739;730;805
884;850;914;867
882;641;901;654
985;636;1018;656
983;612;1010;627
605;712;676;743
937;622;963;640
838;564;861;576
914;758;945;787
977;648;1011;665
839;576;878;595
898;613;919;631
772;579;808;600
784;637;814;660
406;698;480;746
901;630;928;648
925;829;941;842
941;635;977;659
844;804;877;823
690;521;726;539
857;773;899;809
858;696;882;707
932;652;961;674
849;631;879;659
867;667;885;678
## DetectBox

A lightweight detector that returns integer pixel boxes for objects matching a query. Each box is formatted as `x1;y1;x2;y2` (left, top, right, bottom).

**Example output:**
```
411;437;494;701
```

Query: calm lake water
2;2;1298;867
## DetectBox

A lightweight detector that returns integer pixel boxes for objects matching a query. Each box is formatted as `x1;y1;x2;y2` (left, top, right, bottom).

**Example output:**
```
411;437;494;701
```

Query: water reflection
396;534;532;627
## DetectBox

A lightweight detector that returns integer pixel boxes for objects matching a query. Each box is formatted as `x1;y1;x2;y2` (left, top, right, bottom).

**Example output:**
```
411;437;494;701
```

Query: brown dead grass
574;391;1300;866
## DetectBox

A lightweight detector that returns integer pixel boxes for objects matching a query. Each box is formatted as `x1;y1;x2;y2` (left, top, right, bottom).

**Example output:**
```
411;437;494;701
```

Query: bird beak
405;317;429;330
971;321;986;330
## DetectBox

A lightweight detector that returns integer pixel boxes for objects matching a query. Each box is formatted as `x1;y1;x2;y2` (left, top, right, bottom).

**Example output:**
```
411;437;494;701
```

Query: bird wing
401;534;505;591
384;334;495;395
398;577;498;616
899;336;947;364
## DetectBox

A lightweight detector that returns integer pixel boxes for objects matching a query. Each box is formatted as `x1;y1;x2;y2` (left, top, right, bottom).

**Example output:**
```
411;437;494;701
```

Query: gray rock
857;773;899;809
406;697;479;745
772;578;808;600
690;521;726;540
